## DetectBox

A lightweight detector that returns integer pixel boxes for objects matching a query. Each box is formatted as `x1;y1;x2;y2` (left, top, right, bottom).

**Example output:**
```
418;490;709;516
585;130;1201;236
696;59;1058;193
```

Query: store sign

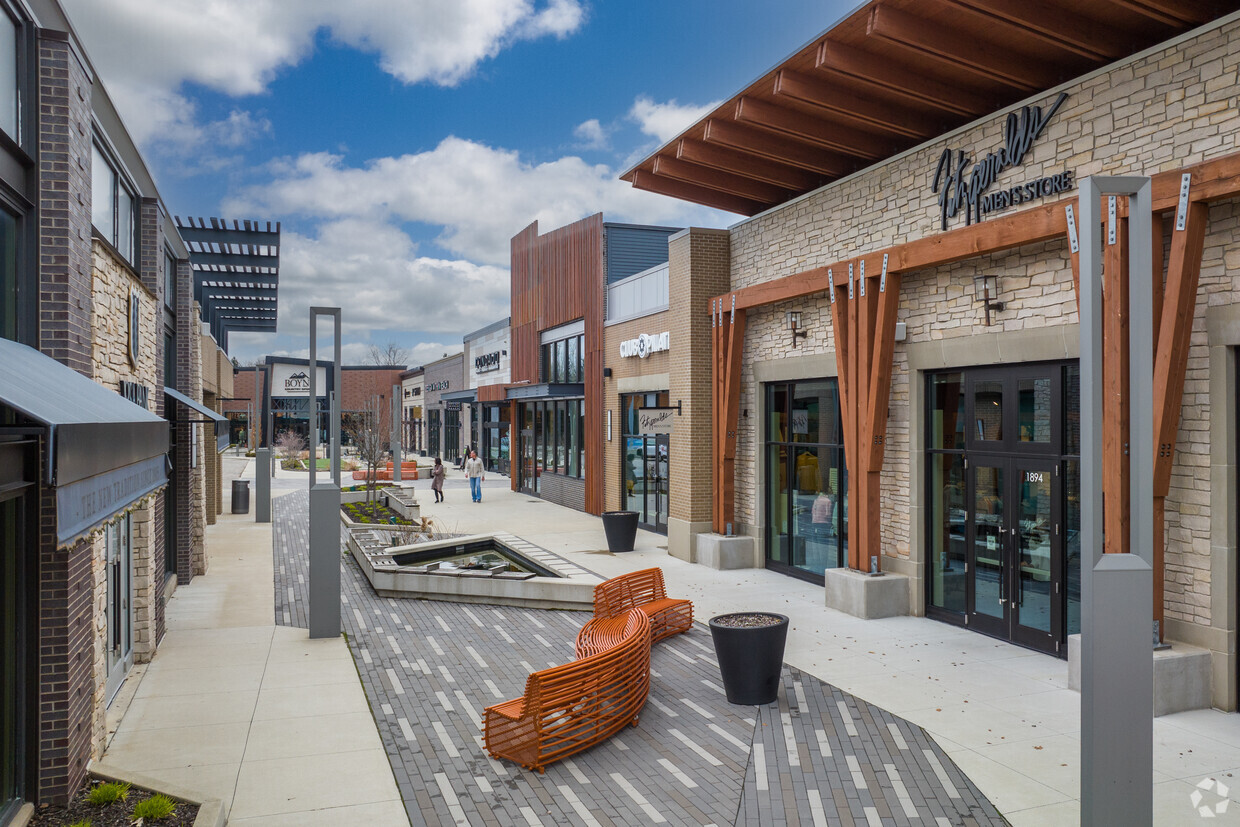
127;289;141;368
119;380;150;410
932;92;1073;231
445;401;462;412
55;455;166;545
637;408;674;435
474;350;504;374
271;364;327;397
619;331;670;359
427;379;451;392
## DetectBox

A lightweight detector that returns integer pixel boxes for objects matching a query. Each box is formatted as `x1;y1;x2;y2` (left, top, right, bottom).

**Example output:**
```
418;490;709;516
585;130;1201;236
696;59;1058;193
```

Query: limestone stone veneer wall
726;15;1240;702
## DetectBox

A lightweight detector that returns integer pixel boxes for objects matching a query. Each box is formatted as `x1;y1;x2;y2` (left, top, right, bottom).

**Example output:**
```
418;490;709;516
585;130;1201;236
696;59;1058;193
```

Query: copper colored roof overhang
620;0;1240;216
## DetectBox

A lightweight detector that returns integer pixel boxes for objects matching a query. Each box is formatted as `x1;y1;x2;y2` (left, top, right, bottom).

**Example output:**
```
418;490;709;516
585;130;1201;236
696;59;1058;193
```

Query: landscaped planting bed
28;778;197;827
342;500;413;525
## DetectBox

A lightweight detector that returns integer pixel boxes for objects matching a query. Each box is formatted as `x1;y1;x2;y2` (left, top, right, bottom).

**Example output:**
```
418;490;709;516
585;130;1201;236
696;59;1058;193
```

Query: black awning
505;383;585;400
441;389;477;402
0;338;168;544
165;387;230;453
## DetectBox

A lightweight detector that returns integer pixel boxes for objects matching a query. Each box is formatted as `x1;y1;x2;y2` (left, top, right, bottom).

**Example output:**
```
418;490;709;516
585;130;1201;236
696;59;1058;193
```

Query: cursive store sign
637;408;674;435
619;331;670;359
932;92;1073;231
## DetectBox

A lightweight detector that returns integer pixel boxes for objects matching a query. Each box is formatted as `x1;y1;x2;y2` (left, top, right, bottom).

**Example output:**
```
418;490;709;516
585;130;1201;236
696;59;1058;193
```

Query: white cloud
573;118;609;150
225;137;729;267
628;95;721;143
61;0;586;151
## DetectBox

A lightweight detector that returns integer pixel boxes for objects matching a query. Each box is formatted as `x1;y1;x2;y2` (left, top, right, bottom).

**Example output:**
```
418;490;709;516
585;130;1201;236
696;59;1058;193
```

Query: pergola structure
621;0;1233;215
176;216;281;352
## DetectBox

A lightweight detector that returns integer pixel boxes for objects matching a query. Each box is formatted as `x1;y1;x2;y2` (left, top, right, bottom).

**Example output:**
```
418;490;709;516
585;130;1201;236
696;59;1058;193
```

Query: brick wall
727;19;1240;630
540;472;585;512
174;258;195;584
137;198;167;647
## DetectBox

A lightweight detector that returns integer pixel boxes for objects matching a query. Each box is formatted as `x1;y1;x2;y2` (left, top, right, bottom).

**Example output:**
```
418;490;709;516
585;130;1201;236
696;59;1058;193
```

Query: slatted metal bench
483;608;651;773
576;567;692;658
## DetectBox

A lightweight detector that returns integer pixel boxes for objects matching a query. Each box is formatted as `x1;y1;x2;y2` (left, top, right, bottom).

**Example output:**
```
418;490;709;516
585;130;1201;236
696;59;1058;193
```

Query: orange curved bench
576;567;692;658
483;608;651;773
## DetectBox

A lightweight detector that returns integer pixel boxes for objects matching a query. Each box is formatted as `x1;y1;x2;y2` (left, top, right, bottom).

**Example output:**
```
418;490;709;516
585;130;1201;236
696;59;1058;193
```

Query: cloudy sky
62;0;849;366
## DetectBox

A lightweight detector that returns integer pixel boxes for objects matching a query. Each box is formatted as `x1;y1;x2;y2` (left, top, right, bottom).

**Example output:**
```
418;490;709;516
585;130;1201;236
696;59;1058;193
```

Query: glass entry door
624;433;668;533
104;515;133;702
967;455;1062;653
519;428;536;494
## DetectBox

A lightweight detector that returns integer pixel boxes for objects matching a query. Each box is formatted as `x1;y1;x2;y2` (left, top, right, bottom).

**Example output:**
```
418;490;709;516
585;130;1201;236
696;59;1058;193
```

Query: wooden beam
652;155;793;204
773;69;943;140
702;118;850;177
721;308;746;535
676;139;823;191
1152;200;1208;496
1066;202;1081;309
1102;206;1130;554
1151;211;1165;354
1152;153;1240;209
735;96;893;160
867;4;1057;92
944;0;1128;61
630;169;765;216
1106;0;1230;26
866;267;902;472
891;199;1071;273
815;40;993;118
732;266;835;311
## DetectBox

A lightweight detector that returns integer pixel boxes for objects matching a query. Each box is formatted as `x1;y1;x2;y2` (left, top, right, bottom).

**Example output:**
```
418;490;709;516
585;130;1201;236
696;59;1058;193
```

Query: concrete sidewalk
102;475;407;825
415;487;1240;826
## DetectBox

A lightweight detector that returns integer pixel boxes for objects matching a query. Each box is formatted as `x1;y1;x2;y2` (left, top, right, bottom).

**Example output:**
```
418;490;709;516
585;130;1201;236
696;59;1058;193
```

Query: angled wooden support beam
814;40;993;118
1066;201;1081;309
866;4;1056;92
735;96;893;160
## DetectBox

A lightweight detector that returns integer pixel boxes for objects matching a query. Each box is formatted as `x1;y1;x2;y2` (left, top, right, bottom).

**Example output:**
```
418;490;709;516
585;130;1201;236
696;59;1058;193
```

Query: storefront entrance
104;515;133;702
621;392;670;534
926;362;1080;657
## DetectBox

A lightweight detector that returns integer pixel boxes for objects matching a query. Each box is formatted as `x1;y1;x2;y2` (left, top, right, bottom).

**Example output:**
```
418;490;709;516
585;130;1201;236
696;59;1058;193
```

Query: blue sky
63;0;856;366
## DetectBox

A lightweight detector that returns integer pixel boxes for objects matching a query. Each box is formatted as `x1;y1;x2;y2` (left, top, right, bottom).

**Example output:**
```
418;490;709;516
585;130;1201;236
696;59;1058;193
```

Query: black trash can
601;510;639;552
708;612;789;705
231;479;251;514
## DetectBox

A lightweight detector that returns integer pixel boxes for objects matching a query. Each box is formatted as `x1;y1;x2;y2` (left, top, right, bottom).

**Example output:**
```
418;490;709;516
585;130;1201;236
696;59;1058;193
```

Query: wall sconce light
786;310;808;347
975;274;1004;326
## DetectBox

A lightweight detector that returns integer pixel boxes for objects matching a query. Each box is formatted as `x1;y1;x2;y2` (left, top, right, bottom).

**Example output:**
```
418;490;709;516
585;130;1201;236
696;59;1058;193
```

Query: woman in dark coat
431;457;446;503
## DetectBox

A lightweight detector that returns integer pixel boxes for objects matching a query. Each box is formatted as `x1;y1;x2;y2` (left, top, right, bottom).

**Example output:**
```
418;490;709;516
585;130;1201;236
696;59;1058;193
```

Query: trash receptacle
601;511;639;552
231;479;251;514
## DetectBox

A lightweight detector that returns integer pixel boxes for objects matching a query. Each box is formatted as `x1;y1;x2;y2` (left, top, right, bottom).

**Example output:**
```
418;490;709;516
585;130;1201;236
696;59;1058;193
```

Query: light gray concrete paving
275;489;1003;825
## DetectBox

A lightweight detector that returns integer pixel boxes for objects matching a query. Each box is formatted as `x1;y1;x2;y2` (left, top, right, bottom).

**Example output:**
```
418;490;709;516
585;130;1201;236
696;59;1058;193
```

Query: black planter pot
708;613;789;705
601;510;639;552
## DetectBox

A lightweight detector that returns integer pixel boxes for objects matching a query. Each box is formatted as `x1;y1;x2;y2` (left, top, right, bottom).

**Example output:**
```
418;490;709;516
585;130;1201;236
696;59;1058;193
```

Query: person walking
464;450;485;503
431;457;446;503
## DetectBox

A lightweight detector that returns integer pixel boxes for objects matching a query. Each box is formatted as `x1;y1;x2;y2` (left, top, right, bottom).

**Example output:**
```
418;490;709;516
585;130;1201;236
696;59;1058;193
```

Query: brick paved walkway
274;491;1006;826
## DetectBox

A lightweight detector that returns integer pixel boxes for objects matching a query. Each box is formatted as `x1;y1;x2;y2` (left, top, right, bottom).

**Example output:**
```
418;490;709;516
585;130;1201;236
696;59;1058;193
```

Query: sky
61;0;857;367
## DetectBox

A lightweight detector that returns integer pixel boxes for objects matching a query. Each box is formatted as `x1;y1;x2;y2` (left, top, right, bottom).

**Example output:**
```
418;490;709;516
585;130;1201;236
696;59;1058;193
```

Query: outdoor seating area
577;566;692;655
351;460;421;481
484;607;652;773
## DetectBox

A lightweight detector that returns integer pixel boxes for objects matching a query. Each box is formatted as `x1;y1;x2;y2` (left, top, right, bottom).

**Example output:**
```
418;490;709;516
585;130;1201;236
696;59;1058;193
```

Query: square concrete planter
1067;633;1212;715
824;568;910;619
696;533;757;569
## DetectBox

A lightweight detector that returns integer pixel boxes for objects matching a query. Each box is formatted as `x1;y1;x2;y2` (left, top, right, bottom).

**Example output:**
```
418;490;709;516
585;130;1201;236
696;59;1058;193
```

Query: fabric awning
0;338;168;544
165;386;230;453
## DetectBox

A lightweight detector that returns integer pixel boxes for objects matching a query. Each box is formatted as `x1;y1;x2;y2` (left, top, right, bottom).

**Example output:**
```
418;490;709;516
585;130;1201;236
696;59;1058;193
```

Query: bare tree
342;394;391;513
274;430;307;470
366;341;410;367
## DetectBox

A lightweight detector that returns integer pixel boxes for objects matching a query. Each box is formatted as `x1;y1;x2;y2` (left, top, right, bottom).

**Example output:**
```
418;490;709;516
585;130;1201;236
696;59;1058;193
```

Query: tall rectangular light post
391;383;402;483
308;307;342;639
1077;176;1154;825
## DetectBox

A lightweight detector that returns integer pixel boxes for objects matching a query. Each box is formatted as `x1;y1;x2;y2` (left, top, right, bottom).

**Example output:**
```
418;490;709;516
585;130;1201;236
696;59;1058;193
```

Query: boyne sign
932;93;1073;231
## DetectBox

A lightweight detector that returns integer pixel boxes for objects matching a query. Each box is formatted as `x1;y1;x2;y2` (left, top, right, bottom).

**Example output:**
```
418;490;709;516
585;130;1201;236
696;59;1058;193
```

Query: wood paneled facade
510;215;605;513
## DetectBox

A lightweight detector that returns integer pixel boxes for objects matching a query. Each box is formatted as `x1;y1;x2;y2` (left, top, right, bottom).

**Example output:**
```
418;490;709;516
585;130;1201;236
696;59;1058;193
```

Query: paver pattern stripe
274;491;1005;826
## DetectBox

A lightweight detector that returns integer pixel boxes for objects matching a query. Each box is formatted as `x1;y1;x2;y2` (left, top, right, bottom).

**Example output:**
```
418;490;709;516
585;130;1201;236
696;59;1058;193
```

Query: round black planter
708;613;789;705
601;510;639;552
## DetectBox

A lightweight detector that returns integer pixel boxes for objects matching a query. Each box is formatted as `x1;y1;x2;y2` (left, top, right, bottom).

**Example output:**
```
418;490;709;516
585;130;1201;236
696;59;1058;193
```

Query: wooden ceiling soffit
815;40;993;118
944;0;1132;61
734;96;892;160
702;119;849;177
866;5;1060;92
1107;0;1231;26
675;139;823;191
629;169;764;216
652;155;793;204
773;69;943;140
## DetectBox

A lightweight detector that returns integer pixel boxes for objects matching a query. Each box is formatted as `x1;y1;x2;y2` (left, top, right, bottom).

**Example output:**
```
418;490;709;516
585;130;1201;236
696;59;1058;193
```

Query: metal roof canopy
164;386;230;453
620;0;1237;215
176;216;281;352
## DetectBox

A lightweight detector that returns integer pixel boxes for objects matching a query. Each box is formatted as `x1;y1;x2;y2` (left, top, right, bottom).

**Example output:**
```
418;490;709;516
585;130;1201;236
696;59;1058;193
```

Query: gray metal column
254;447;271;523
308;306;343;639
392;383;402;483
1078;176;1154;826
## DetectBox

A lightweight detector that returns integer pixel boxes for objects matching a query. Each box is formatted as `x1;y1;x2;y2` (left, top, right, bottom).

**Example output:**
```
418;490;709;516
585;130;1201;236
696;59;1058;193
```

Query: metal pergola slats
176;216;281;351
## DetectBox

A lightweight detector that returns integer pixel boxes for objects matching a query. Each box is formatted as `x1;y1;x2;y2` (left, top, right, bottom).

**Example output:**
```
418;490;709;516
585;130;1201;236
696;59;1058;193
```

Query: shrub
132;794;177;820
87;781;130;806
67;820;91;827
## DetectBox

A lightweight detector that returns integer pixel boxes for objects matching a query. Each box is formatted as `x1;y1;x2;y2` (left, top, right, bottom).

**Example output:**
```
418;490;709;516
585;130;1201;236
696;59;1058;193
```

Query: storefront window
0;10;18;142
566;336;579;383
540;332;584;384
0;208;16;341
765;380;846;580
